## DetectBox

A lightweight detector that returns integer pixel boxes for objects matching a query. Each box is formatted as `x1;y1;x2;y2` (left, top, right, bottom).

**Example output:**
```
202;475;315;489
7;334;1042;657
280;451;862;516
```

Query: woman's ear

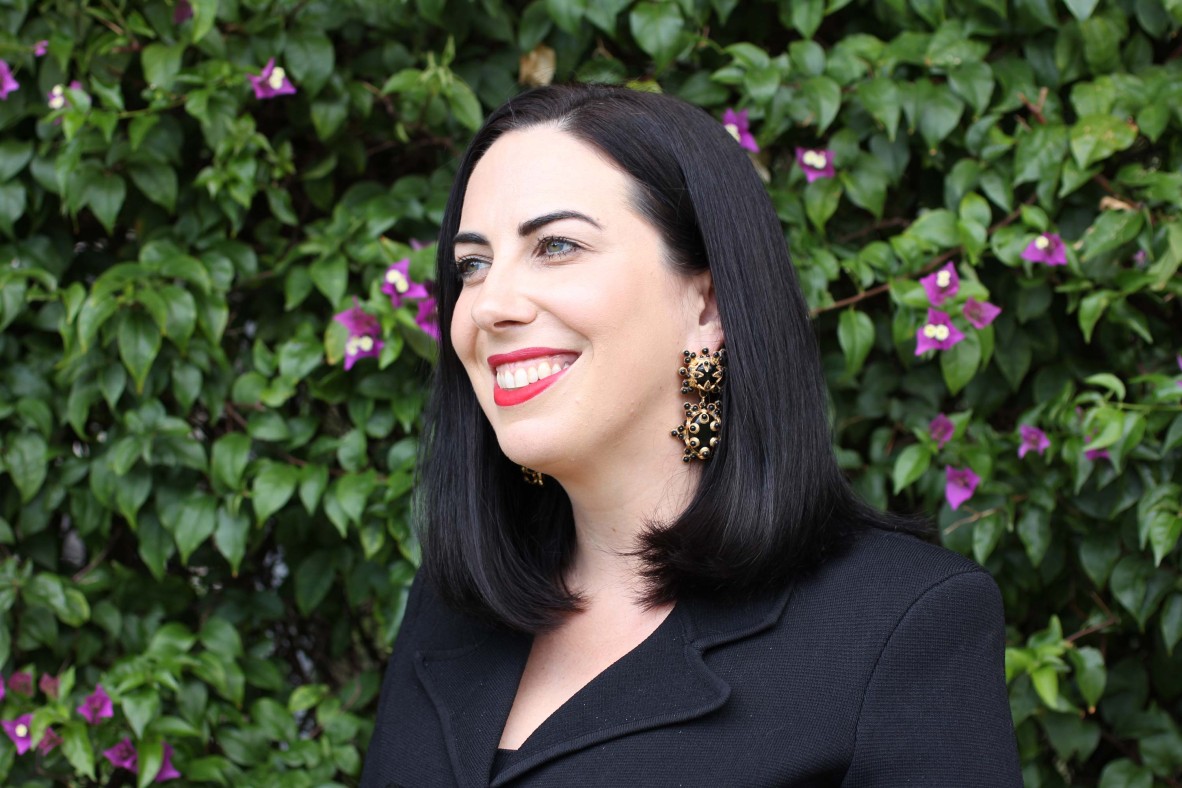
691;271;725;351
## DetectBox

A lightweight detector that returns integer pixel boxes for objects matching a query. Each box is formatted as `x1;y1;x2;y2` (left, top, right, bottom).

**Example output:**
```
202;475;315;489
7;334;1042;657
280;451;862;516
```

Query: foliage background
0;0;1180;784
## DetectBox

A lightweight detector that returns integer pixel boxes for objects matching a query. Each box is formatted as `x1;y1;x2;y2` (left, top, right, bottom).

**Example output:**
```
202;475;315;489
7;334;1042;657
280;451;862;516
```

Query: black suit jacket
361;528;1022;787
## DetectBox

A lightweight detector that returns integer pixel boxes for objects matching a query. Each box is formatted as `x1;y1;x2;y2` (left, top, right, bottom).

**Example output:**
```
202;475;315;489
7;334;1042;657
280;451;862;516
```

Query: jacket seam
844;567;986;779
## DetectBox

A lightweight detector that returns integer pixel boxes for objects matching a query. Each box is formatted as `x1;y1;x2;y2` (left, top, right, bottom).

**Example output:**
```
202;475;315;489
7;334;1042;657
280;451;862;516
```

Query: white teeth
494;357;573;390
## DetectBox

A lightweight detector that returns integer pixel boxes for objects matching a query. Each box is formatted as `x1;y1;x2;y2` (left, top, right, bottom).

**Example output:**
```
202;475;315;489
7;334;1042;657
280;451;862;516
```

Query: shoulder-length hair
417;83;921;632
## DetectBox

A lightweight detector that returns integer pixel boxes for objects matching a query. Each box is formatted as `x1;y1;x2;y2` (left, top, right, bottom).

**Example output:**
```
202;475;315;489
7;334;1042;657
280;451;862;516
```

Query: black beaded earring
521;466;544;486
672;347;725;462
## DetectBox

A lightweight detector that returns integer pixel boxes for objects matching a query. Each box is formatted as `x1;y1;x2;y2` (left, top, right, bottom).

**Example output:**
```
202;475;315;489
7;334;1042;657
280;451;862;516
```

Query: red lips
487;347;577;407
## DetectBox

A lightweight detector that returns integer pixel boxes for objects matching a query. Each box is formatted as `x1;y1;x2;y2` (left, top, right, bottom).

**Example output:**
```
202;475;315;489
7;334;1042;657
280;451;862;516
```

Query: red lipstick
488;347;577;407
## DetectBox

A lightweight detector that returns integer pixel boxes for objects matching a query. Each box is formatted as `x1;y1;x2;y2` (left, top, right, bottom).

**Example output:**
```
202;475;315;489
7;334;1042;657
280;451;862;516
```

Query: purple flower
333;303;383;370
8;671;33;696
33;40;48;57
1021;233;1067;266
1083;435;1110;462
77;684;114;725
963;297;1001;329
249;58;296;100
2;714;33;755
157;742;181;781
944;466;980;511
929;413;954;450
919;262;960;307
1018;425;1050;458
47;80;83;111
795;147;835;183
914;309;965;355
173;0;193;23
722;108;759;153
39;673;59;699
380;259;429;307
0;674;5;701
104;738;138;771
38;727;61;756
415;296;440;341
0;60;19;100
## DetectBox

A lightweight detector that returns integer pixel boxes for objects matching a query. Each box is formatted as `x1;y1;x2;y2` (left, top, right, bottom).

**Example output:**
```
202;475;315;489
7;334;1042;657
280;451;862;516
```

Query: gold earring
672;347;725;462
521;466;544;486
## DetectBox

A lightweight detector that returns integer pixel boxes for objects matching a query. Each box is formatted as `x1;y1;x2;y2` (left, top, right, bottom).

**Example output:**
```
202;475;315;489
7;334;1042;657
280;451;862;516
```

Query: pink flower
722;108;759;153
104;738;138;771
919;262;960;307
0;60;19;100
38;727;61;755
8;671;33;696
1018;425;1050;458
249;58;296;100
173;0;193;23
380;259;429;307
333;303;383;370
795;147;835;183
33;40;48;57
77;684;114;725
1021;233;1067;266
929;413;954;449
0;675;4;701
157;742;181;781
1083;435;1109;462
914;309;965;354
47;80;83;112
39;673;59;699
944;466;980;511
415;295;440;341
963;297;1001;329
2;714;33;755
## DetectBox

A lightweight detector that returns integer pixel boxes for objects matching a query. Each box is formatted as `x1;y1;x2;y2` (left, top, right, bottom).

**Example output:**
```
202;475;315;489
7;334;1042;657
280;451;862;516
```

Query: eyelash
453;235;580;281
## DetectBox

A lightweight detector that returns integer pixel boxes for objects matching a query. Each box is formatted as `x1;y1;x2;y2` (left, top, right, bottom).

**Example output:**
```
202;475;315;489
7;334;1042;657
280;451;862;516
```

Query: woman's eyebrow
453;210;602;246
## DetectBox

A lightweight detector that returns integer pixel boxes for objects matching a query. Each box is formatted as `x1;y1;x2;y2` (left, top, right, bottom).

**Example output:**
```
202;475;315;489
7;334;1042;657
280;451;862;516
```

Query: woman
361;83;1021;787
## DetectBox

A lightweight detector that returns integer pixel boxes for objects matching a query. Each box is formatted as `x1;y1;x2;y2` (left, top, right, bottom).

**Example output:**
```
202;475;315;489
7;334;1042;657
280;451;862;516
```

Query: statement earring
672;347;726;462
521;466;544;486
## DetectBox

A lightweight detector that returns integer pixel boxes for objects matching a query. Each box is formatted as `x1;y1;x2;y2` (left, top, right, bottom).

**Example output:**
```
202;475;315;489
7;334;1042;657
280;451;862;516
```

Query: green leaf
629;1;684;71
137;735;164;788
856;78;901;140
803;76;842;133
447;81;484;132
141;42;186;89
61;721;96;779
190;0;219;42
295;550;336;614
285;32;335;96
214;506;250;575
0;139;34;182
1068;646;1106;711
162;494;218;564
251;461;300;524
892;444;932;494
84;172;126;235
1017;506;1051;567
1160;594;1182;655
128;162;178;213
1063;0;1098;19
1077;290;1112;343
310;254;348;305
837;308;875;375
1147;511;1182;567
1098;760;1153;788
948;61;995;116
122;689;160;739
940;330;980;394
1013;124;1068;186
117;310;163;393
804;176;842;231
788;0;825;38
916;80;965;151
1083;372;1126;400
211;433;251;491
5;432;48;503
1069;114;1138;168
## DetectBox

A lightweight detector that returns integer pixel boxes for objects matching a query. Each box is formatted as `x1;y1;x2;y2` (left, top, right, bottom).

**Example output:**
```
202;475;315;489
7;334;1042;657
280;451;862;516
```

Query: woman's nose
467;260;537;332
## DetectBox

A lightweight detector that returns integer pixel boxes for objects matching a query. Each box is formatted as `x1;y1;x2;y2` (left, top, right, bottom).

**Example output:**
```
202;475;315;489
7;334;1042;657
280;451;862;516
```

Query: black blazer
361;528;1022;787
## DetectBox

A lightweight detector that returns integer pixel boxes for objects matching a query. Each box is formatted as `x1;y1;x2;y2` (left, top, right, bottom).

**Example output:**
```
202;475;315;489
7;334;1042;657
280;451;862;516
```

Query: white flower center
1035;234;1050;250
803;150;827;169
936;270;951;288
346;335;375;356
48;85;65;109
268;67;286;90
724;123;740;142
923;323;950;341
385;269;409;294
15;724;28;737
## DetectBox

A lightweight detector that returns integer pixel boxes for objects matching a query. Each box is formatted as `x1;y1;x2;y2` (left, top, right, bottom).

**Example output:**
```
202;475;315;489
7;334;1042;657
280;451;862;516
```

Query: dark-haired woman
360;83;1021;787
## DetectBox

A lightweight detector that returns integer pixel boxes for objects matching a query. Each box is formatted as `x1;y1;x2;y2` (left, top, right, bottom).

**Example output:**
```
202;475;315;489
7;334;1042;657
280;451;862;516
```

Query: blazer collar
414;585;793;787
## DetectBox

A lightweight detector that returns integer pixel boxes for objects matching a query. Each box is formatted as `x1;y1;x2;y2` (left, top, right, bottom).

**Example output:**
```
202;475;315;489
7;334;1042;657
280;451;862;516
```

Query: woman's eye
540;236;578;258
454;256;489;280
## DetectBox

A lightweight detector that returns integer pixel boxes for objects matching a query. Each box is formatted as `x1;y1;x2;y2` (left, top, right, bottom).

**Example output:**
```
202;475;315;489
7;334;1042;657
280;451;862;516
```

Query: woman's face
451;125;719;478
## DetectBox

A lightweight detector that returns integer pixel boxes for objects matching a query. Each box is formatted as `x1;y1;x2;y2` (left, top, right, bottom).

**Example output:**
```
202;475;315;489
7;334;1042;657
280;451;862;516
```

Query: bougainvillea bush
0;0;1179;784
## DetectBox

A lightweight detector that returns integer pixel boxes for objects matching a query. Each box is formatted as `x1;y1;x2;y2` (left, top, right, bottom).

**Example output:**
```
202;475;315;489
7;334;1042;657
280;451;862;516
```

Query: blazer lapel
415;625;532;788
489;586;794;787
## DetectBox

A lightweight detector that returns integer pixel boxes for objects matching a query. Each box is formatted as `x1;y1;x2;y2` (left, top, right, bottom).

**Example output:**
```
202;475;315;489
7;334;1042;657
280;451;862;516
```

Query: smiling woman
360;83;1022;787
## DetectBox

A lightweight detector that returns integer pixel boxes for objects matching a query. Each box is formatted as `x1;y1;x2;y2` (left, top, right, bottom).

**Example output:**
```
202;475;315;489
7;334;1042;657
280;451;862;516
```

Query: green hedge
0;0;1180;785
